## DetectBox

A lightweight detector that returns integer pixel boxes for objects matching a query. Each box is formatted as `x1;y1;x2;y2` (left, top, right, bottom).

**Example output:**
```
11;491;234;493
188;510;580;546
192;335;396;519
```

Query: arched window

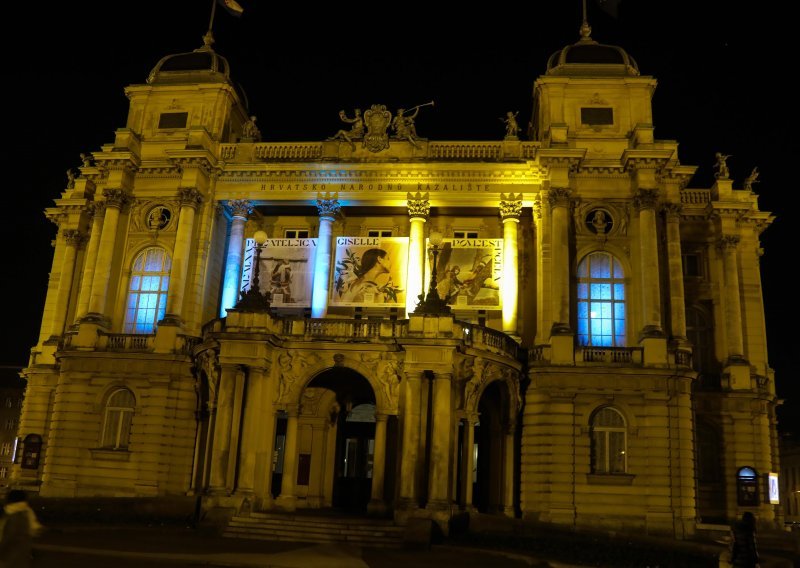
577;252;625;346
590;407;627;474
124;248;171;333
101;388;135;449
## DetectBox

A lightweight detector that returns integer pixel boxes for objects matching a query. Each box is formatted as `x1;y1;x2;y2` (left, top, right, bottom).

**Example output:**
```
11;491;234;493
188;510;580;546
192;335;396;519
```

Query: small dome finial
202;31;215;50
579;0;593;41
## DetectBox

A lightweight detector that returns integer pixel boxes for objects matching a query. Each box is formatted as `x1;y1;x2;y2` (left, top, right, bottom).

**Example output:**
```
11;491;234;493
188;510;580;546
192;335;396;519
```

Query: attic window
581;107;613;126
158;112;188;129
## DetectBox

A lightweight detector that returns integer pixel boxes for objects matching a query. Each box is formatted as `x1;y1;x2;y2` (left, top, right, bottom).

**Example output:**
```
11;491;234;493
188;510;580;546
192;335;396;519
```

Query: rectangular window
1;443;10;456
158;112;188;129
581;107;614;126
4;398;11;408
683;253;701;277
453;231;479;239
284;229;309;238
0;467;6;479
367;230;393;237
4;419;15;431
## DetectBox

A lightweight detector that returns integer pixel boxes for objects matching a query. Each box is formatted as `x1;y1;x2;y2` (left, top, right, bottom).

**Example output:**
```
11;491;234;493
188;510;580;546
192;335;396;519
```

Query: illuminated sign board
768;472;780;505
424;238;503;310
330;237;409;307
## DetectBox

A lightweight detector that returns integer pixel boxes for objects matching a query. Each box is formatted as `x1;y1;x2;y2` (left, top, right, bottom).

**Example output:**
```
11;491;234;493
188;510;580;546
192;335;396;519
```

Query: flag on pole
218;0;244;17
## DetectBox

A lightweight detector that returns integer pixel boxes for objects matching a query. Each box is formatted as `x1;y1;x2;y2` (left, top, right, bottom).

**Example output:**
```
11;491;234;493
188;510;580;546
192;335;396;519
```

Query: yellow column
237;366;268;496
664;204;688;341
225;367;246;493
311;193;340;318
48;229;84;339
460;416;477;510
500;194;522;336
220;200;252;315
718;235;744;359
406;192;429;315
548;188;571;334
427;372;452;509
399;371;423;508
75;202;105;321
85;189;129;322
277;408;299;510
635;189;664;336
368;413;389;513
162;187;203;325
208;364;237;493
534;193;551;345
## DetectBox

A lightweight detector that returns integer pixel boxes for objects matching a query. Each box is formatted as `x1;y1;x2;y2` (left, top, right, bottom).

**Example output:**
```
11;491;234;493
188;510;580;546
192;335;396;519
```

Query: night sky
4;2;795;432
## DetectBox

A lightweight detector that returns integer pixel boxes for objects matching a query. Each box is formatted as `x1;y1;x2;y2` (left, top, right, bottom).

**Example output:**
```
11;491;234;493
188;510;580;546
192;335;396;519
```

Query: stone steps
223;512;404;548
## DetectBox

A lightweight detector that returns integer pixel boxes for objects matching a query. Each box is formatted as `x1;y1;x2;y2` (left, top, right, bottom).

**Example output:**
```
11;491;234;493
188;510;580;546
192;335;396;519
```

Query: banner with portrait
330;237;409;307
247;238;317;307
425;238;503;310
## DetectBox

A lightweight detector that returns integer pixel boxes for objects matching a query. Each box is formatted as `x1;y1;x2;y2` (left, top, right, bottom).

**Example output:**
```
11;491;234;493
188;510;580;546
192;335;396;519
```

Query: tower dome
147;32;231;85
546;20;639;77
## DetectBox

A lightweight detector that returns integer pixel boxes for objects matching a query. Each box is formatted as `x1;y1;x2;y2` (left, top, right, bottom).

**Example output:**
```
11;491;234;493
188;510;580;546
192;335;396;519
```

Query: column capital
406;191;430;220
316;192;341;219
62;229;86;248
374;412;390;422
716;234;741;251
633;188;660;210
533;193;543;220
86;201;106;220
547;187;572;209
178;187;204;209
226;199;253;219
102;188;131;209
662;202;683;220
500;193;523;221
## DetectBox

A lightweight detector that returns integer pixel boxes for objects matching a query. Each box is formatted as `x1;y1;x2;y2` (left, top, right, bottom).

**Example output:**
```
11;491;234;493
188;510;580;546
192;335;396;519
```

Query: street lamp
235;229;271;312
413;230;452;314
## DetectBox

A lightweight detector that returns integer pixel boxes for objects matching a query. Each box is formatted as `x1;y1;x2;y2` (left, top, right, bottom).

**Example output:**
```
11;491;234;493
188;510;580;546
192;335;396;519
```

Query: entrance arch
472;380;514;514
275;366;397;513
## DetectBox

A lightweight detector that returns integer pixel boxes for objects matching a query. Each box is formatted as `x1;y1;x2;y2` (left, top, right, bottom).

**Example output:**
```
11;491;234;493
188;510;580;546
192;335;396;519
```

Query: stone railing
255;143;323;161
99;333;154;352
578;346;643;365
176;334;202;356
428;142;502;160
673;348;693;368
280;318;407;340
680;189;711;205
521;143;539;159
458;321;519;359
219;144;237;161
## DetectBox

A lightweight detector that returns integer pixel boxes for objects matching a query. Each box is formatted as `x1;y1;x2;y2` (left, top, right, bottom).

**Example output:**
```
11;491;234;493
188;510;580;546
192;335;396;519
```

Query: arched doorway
473;381;511;513
291;367;377;512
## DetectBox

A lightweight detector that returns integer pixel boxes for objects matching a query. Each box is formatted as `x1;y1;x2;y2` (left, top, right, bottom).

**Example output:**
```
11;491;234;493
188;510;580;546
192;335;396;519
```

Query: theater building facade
15;29;781;537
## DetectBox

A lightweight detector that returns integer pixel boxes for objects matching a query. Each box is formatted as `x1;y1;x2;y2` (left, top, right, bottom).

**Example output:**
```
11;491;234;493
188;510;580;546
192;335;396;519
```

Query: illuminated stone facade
15;30;781;538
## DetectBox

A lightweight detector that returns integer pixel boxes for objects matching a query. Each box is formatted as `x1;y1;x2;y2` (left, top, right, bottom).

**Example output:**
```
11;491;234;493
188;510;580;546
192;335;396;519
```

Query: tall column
220;200;252;316
162;187;203;325
406;192;429;315
237;366;264;494
427;372;452;508
277;408;299;510
48;230;84;339
225;367;246;493
399;371;423;507
500;193;522;335
368;413;389;513
501;425;515;517
718;235;744;359
548;188;571;334
664;204;687;341
634;189;664;336
534;193;551;345
311;193;340;318
460;416;477;509
85;189;129;322
75;202;105;321
208;364;237;493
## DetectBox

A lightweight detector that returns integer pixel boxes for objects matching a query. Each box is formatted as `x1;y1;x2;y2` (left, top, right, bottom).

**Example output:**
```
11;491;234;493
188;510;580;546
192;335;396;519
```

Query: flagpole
208;0;217;36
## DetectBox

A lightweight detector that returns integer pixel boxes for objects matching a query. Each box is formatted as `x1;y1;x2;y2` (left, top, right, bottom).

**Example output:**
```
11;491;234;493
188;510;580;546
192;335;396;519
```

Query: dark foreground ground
27;522;798;568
